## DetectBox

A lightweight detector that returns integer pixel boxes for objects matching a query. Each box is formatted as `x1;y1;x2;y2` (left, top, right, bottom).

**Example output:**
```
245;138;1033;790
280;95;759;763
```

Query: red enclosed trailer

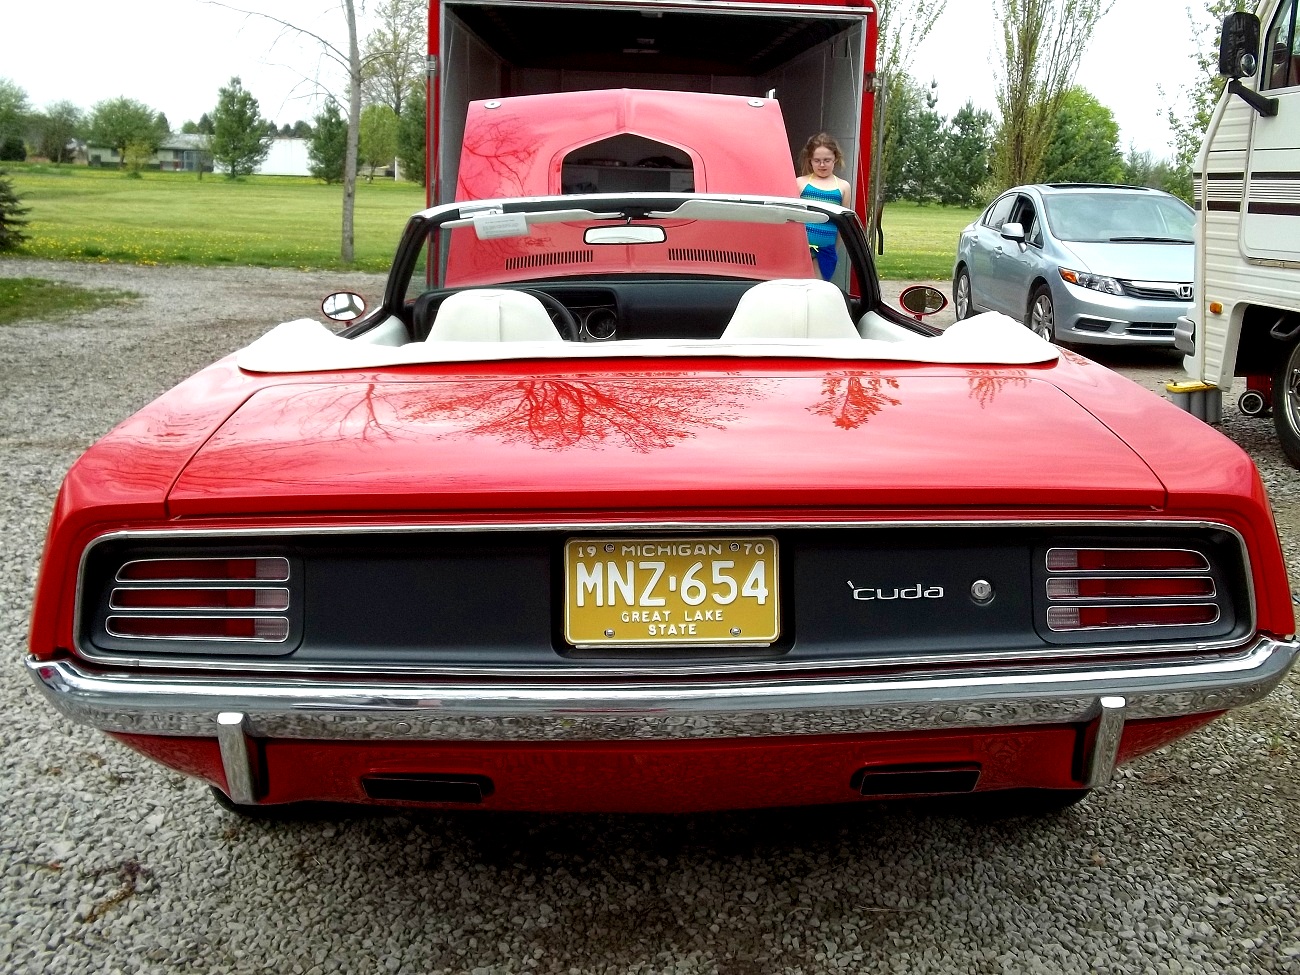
425;0;879;221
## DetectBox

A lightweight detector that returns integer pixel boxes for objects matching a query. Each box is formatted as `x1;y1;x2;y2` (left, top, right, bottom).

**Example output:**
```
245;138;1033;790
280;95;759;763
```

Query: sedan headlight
1059;268;1123;295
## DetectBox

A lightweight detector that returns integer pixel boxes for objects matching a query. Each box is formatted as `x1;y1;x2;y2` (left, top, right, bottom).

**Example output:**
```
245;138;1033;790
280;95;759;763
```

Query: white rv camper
1176;6;1300;467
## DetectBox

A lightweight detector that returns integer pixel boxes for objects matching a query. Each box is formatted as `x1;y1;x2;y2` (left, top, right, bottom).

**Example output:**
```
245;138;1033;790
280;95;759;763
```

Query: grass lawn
0;277;138;326
6;164;425;272
872;201;979;281
3;163;976;279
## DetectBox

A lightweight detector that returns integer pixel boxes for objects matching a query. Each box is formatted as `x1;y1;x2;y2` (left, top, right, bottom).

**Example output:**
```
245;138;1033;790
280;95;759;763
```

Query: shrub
0;136;27;162
0;168;31;251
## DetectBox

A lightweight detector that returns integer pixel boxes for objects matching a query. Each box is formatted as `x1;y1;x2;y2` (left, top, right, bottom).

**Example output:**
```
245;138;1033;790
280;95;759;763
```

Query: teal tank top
800;183;842;248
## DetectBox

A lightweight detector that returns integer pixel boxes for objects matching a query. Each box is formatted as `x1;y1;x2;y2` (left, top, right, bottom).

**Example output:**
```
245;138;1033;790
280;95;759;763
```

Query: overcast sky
6;0;1200;157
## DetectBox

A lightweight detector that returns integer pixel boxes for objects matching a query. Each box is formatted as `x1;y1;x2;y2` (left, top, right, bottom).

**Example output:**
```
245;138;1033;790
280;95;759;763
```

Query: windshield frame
358;192;893;334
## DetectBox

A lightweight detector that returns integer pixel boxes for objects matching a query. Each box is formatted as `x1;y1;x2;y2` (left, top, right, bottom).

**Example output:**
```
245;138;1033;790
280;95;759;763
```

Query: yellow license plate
564;536;779;646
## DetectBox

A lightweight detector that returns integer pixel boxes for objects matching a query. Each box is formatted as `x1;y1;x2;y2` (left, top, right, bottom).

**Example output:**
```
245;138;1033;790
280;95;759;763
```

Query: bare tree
362;0;426;117
204;1;363;262
343;0;361;262
992;0;1113;189
869;0;949;251
878;0;949;78
1163;0;1248;201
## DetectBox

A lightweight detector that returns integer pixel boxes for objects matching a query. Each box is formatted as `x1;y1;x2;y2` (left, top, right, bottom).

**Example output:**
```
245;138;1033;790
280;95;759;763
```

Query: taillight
1044;547;1220;634
1047;604;1219;631
117;557;289;582
1046;548;1208;571
110;587;290;610
1045;577;1215;600
103;556;293;645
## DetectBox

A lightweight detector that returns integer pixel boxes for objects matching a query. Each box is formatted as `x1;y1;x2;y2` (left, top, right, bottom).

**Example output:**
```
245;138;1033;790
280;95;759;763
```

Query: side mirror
999;221;1026;243
1219;12;1261;78
1219;12;1278;117
898;285;949;321
321;292;367;322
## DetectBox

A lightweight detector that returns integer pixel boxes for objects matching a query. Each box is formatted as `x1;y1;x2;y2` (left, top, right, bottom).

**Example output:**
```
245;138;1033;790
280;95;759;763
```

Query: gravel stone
1;259;1297;975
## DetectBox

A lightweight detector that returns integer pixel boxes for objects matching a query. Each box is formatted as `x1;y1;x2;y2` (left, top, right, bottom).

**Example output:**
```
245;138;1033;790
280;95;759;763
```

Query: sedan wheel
1273;336;1300;468
954;269;972;320
1028;287;1055;342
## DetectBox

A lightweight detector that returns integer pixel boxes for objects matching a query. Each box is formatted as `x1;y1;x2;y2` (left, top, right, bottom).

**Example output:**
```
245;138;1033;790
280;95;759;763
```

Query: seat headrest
721;279;859;340
427;289;563;343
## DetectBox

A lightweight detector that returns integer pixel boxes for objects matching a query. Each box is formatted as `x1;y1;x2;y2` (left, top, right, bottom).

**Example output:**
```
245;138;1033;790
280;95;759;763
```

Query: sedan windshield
1043;193;1195;244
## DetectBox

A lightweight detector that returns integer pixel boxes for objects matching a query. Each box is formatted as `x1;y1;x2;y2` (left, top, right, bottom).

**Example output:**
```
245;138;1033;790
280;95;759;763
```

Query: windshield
1042;192;1195;243
431;197;828;289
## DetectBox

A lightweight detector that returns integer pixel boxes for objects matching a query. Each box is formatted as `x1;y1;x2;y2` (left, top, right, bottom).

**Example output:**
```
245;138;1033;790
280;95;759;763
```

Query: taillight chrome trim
109;586;292;611
105;615;292;643
96;556;296;652
116;556;290;583
1045;547;1210;572
1045;577;1217;601
1042;543;1232;638
1046;604;1222;633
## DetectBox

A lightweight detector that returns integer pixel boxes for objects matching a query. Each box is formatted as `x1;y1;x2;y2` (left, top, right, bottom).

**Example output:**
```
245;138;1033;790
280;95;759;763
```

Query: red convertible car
26;193;1298;815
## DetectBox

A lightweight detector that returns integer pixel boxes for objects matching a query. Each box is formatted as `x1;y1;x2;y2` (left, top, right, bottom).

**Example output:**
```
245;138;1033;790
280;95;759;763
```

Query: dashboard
410;279;776;343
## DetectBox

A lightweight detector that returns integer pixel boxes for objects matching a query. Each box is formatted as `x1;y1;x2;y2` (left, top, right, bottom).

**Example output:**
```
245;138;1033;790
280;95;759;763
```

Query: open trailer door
425;0;877;223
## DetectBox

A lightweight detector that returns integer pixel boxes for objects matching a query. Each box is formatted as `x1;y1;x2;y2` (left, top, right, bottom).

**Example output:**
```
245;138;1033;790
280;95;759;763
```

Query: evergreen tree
937;101;993;207
0;169;30;252
883;75;944;203
309;101;348;184
197;113;214;135
1122;145;1156;186
396;84;426;185
210;78;271;178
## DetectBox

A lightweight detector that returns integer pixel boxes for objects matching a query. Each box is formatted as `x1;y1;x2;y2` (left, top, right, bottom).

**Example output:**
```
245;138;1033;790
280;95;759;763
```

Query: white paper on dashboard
473;212;529;239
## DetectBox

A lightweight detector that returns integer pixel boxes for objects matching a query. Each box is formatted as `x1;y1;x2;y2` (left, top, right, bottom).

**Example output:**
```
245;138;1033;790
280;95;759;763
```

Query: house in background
86;133;212;171
85;136;309;176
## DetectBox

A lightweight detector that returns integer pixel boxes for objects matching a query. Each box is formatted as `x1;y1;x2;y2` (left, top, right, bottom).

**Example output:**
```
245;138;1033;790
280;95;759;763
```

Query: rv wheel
1273;337;1300;468
1238;389;1268;417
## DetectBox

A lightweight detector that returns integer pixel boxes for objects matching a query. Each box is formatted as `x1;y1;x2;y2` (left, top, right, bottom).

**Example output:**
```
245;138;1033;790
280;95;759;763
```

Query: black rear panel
79;525;1252;669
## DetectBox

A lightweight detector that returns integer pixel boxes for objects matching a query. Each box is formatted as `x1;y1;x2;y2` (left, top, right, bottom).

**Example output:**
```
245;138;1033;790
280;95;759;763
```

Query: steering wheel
520;289;581;342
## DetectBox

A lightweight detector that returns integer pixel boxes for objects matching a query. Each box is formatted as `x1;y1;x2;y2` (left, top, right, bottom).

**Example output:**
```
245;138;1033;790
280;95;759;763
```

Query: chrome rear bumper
29;640;1296;804
27;638;1296;744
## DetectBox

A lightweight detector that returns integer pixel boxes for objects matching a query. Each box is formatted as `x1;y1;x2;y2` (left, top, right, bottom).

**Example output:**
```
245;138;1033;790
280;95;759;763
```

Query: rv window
1263;0;1300;91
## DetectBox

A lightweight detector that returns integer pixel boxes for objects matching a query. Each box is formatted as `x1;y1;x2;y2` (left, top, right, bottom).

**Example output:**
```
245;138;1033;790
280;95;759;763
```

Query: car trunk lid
166;372;1166;515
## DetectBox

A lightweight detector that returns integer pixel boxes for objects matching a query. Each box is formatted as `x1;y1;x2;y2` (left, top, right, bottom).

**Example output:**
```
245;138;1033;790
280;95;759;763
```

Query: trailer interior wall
755;27;864;193
437;2;866;204
440;16;507;203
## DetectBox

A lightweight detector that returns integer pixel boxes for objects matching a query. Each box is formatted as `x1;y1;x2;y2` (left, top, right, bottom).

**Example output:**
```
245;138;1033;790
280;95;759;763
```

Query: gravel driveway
2;259;1297;975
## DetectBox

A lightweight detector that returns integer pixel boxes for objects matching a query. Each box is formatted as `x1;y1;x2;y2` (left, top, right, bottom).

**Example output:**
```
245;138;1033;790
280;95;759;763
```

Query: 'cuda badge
847;581;944;601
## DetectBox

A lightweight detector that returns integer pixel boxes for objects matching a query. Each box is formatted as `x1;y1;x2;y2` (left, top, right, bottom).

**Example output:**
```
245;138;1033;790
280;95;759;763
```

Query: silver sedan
953;184;1195;347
